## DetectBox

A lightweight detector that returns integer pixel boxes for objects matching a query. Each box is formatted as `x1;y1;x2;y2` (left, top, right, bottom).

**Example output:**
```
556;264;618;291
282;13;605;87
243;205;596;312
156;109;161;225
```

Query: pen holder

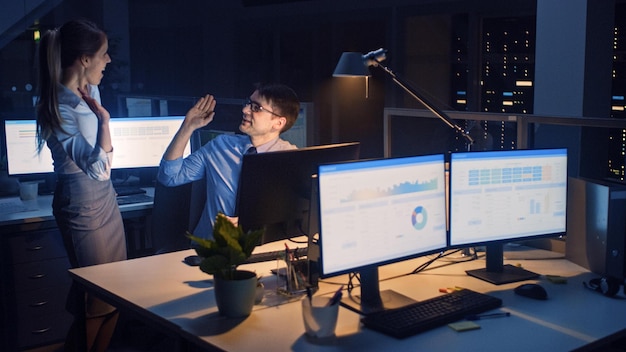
277;248;309;296
281;257;309;295
301;296;339;340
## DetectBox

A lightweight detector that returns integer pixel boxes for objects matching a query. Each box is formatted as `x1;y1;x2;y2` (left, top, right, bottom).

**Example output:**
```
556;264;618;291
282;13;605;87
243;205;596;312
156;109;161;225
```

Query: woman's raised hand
78;86;110;123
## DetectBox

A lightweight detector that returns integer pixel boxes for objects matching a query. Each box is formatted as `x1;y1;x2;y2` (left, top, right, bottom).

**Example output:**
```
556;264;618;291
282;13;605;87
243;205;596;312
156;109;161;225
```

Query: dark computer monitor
4;116;191;174
236;142;360;245
317;154;448;315
449;148;568;284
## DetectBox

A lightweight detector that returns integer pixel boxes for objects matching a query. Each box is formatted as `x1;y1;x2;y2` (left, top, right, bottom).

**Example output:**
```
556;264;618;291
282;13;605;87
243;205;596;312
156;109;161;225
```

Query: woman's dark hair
36;19;107;151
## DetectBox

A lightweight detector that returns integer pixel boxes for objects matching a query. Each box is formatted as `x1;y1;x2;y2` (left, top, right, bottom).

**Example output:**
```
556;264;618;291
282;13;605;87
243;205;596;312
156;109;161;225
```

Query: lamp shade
333;52;370;77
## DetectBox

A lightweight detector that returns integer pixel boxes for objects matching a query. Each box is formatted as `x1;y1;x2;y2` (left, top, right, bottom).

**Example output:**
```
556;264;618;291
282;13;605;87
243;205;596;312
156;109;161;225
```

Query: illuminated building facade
609;3;626;182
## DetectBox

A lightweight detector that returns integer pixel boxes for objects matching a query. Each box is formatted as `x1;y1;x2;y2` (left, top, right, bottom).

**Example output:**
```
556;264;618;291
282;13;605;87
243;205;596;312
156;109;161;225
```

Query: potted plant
186;212;264;317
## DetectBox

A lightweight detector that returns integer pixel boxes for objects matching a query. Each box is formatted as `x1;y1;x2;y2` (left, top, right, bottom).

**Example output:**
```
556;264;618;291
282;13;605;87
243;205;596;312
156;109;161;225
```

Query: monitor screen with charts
317;154;448;314
449;148;568;284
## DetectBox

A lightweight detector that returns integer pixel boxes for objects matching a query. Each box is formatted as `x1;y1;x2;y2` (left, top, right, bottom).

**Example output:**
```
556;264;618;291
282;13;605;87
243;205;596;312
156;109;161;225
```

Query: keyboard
361;288;503;339
244;247;308;264
114;186;147;196
116;193;153;205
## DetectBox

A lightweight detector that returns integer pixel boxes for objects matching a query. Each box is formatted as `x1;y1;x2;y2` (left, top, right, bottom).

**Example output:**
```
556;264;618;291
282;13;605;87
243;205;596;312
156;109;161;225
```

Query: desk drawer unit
1;228;72;351
11;257;72;291
7;229;68;263
14;285;73;348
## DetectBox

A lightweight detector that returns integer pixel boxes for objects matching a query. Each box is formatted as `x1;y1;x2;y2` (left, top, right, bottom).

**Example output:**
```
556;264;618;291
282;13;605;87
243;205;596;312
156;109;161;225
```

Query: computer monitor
449;148;568;285
4;119;54;175
236;142;360;245
317;154;448;315
108;116;191;169
4;116;191;174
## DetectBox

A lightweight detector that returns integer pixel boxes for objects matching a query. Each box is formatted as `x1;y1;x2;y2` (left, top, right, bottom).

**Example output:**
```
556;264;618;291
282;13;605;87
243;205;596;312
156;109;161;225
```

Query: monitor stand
339;266;417;316
465;243;539;285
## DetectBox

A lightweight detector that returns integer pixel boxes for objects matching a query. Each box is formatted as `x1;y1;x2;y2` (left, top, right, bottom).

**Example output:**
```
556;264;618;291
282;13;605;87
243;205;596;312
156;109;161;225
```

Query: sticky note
448;321;481;332
546;275;567;284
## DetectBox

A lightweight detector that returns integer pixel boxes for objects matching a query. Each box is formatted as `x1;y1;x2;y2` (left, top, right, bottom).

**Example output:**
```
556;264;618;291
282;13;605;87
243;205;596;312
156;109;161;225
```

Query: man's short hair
255;83;300;133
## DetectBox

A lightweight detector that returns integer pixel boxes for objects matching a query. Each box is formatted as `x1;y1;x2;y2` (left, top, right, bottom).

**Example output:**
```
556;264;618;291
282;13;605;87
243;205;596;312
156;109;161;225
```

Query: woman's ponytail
36;28;62;151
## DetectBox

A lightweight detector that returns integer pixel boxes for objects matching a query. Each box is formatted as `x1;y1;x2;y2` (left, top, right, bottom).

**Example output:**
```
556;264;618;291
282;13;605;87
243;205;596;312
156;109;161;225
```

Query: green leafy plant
186;212;264;280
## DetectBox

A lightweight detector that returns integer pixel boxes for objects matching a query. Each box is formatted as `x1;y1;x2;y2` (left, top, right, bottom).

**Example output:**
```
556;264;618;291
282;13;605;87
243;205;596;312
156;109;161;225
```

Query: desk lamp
333;48;474;147
332;48;477;278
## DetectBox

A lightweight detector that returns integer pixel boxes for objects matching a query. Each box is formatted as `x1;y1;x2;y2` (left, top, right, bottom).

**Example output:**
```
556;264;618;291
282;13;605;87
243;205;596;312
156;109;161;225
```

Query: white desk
68;243;626;351
0;187;154;227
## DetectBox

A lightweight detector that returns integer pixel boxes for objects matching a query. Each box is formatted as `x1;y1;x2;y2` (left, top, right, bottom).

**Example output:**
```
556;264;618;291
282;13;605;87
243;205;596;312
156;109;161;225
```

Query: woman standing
36;19;127;352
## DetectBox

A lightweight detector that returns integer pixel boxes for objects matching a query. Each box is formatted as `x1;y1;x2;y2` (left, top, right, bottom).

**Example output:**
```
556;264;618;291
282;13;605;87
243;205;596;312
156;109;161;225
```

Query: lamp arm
373;60;474;146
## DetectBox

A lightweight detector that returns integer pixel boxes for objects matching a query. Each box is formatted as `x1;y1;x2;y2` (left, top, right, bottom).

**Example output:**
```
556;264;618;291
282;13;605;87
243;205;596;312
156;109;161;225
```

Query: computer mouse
183;255;202;266
514;283;548;300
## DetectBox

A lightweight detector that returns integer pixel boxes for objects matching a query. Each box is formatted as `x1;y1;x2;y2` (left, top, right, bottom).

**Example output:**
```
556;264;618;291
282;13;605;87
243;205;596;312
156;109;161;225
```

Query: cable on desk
347;272;358;293
321;248;486;306
338;250;457;298
410;252;443;274
410;248;481;275
287;237;308;245
439;247;479;263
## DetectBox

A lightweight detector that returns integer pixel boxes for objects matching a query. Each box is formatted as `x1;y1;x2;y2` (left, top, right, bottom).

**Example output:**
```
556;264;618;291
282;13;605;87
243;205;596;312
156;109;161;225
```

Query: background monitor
236;142;360;245
108;116;190;169
4;119;54;175
4;116;190;174
317;154;448;314
449;148;568;284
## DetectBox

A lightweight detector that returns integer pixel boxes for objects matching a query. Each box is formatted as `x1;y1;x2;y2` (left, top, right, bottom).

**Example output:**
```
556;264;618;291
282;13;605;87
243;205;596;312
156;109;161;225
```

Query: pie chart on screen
411;205;427;230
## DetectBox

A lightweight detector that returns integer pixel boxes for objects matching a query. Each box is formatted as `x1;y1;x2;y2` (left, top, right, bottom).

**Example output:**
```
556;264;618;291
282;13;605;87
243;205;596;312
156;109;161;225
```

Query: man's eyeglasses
244;99;281;117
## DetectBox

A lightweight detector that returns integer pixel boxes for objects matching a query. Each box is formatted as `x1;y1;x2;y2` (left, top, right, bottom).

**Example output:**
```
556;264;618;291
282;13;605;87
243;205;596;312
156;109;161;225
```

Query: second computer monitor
236;142;360;245
449;148;568;284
